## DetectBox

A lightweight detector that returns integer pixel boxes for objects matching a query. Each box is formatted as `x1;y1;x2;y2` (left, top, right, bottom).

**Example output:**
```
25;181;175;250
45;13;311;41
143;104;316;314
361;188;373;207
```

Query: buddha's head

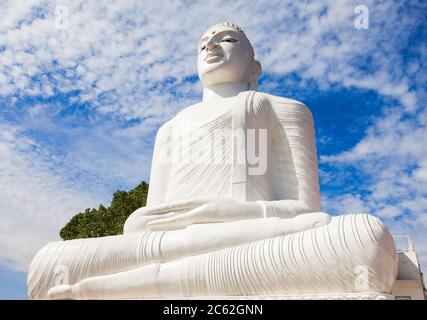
197;22;262;90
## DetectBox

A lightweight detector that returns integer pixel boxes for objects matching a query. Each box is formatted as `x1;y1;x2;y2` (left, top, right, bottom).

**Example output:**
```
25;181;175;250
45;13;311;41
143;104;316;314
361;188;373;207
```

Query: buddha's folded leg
27;232;160;299
29;212;330;299
189;214;397;297
48;263;165;300
48;214;397;299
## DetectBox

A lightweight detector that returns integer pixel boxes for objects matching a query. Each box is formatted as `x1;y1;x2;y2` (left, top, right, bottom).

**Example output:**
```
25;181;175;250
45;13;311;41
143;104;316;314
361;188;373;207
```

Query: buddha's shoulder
173;102;205;124
156;102;203;134
252;92;311;112
173;101;204;120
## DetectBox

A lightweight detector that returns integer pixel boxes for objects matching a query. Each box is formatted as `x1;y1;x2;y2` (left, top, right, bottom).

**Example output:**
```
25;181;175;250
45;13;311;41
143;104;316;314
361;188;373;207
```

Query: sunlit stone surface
28;22;397;300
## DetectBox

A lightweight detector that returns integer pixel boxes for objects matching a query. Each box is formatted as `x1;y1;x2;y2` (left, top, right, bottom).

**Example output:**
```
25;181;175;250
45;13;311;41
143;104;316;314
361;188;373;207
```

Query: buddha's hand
145;198;263;231
123;207;186;234
124;197;224;233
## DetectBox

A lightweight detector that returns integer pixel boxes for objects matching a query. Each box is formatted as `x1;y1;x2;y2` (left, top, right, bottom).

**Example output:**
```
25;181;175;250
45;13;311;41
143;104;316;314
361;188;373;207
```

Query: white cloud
0;0;424;122
321;193;369;215
0;121;102;271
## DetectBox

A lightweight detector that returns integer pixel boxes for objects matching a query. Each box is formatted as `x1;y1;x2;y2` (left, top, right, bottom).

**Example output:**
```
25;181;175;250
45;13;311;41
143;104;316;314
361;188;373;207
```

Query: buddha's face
197;26;252;88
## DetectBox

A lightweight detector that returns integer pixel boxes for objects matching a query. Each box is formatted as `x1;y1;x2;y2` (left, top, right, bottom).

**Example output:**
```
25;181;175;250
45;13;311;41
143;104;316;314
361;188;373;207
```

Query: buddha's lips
205;53;223;63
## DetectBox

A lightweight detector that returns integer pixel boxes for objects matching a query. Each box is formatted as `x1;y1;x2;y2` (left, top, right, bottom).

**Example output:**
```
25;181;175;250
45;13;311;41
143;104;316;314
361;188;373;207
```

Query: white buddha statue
28;22;398;300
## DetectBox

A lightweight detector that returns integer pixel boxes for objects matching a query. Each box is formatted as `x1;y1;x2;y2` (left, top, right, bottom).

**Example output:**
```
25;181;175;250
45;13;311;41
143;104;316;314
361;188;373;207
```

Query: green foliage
60;181;149;240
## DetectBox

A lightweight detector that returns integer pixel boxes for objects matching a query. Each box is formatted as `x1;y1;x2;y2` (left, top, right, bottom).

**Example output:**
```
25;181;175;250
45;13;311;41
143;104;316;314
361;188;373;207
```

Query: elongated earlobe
249;60;262;90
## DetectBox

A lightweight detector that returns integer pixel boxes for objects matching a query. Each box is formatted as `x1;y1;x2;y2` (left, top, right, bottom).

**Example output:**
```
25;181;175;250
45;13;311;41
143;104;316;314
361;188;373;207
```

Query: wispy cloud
0;120;99;271
1;1;423;119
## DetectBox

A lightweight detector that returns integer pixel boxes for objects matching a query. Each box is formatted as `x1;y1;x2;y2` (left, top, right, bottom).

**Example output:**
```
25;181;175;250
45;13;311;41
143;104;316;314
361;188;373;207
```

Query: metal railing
393;235;414;252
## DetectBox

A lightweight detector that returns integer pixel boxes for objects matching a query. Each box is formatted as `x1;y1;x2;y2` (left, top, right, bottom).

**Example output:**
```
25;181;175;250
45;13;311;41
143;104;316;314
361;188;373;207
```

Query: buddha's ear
249;60;262;90
252;60;262;78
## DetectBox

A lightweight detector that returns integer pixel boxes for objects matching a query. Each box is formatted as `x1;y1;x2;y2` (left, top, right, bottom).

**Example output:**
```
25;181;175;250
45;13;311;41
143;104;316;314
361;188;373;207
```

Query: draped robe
149;91;320;215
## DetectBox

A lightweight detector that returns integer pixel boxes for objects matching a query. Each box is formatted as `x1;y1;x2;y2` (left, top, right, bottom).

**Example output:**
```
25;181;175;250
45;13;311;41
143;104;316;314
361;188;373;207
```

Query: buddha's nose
206;39;219;51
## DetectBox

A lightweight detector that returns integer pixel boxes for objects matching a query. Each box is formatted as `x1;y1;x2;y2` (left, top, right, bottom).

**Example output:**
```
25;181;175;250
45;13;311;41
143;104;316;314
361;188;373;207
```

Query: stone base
147;293;394;300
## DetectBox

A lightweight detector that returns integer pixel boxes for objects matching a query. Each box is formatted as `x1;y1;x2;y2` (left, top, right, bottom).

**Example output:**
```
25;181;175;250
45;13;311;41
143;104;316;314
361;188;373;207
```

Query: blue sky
0;0;426;299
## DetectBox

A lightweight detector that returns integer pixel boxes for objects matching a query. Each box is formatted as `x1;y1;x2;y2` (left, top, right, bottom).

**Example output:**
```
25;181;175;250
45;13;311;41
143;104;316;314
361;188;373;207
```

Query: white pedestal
148;293;394;300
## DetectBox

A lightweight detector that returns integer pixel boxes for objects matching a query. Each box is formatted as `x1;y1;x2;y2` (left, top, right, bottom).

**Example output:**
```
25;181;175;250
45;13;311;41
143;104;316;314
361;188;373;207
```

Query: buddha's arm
146;124;172;206
124;124;172;233
256;94;322;219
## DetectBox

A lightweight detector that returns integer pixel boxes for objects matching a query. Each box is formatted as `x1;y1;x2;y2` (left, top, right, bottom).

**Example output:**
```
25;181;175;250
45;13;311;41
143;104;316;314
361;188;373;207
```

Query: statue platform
150;293;395;300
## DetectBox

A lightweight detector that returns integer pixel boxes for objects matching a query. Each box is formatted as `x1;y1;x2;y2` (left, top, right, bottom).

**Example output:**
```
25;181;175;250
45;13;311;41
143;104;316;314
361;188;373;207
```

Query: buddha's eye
200;45;206;52
220;38;238;43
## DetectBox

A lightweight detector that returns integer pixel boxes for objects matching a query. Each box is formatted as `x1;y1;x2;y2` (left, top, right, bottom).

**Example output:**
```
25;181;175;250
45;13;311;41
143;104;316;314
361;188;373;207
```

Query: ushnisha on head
197;22;262;90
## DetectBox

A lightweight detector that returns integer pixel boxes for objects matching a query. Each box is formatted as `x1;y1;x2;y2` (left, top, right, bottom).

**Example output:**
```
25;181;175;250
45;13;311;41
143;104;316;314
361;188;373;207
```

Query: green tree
60;181;149;240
